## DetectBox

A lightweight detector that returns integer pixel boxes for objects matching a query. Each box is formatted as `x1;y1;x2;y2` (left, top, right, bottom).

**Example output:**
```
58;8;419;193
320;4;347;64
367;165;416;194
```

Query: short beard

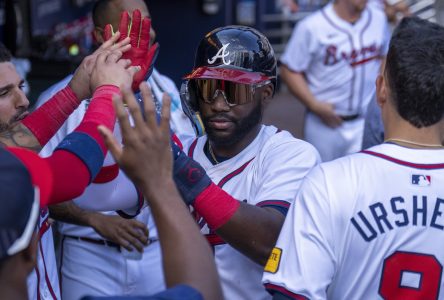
204;101;263;147
0;109;27;133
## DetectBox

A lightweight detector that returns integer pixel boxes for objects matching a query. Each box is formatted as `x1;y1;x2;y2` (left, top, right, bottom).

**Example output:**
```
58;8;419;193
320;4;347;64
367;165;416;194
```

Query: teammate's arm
280;64;342;128
173;139;319;266
43;50;138;205
216;203;286;265
0;33;130;151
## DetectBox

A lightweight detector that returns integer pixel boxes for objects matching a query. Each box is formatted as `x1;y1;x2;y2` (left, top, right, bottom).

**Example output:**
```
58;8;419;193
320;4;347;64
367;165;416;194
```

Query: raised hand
98;83;172;198
69;32;131;100
103;9;159;92
90;50;140;91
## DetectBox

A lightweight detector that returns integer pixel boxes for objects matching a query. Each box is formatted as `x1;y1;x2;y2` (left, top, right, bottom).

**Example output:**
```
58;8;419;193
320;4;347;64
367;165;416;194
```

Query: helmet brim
184;66;271;84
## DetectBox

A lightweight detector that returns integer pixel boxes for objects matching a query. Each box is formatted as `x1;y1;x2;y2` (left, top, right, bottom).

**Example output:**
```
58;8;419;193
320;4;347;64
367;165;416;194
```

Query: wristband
54;132;104;182
173;146;212;205
193;183;240;230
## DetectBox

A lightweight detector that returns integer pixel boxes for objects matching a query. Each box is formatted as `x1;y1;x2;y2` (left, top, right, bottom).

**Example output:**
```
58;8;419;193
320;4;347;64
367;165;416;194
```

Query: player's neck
209;124;262;159
384;121;443;149
333;1;362;23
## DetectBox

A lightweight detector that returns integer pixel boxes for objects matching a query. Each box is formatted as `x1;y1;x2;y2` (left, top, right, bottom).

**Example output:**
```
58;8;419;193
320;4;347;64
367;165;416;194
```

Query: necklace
208;142;220;164
384;138;444;148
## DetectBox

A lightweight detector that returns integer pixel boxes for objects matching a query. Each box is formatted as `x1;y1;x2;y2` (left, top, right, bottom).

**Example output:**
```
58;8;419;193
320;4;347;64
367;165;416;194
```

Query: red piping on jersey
362;150;444;169
187;138;199;158
357;9;373;112
264;283;310;300
38;218;58;300
206;233;226;246
59;236;66;295
256;200;290;209
172;133;183;150
217;158;255;188
322;8;373;113
35;263;41;300
351;55;380;67
321;8;356;112
93;164;119;183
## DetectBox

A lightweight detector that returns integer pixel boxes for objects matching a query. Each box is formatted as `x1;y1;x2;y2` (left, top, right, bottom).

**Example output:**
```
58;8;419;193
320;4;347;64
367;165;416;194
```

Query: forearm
215;203;285;266
21;86;81;148
281;65;318;111
194;184;285;265
49;202;95;226
142;179;222;300
45;85;119;205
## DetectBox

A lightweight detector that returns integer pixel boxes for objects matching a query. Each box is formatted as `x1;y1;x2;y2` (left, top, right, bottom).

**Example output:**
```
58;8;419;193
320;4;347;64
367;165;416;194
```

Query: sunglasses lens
195;79;254;106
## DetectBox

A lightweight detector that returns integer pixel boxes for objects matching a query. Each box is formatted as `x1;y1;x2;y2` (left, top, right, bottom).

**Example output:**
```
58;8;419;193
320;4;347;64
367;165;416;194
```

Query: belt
339;113;360;121
65;235;121;251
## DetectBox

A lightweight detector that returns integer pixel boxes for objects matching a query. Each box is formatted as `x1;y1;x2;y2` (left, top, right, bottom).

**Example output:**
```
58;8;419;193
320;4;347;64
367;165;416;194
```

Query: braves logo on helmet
207;43;232;65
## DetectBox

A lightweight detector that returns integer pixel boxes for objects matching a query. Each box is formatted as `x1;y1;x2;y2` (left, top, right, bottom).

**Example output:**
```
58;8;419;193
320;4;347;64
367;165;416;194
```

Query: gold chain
208;142;220;164
384;138;444;148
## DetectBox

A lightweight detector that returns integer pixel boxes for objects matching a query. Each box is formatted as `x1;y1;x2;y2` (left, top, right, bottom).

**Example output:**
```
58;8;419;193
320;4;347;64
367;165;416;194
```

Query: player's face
0;62;29;132
199;84;269;147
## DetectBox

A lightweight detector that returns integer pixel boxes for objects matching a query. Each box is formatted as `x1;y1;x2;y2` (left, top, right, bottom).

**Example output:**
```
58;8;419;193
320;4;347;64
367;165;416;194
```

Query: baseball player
35;1;196;299
263;17;444;299
0;84;223;300
280;0;390;161
176;25;320;300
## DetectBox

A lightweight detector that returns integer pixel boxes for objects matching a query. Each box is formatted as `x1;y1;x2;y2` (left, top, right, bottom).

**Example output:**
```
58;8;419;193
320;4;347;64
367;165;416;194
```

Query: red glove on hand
104;9;159;92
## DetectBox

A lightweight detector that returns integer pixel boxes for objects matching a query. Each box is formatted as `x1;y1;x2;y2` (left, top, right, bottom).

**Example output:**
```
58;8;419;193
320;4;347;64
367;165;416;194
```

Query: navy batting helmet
180;25;277;134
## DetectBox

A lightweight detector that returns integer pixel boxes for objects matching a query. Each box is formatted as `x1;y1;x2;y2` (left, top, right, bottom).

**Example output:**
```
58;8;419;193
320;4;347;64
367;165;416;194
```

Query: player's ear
93;27;105;44
260;83;274;105
375;74;387;108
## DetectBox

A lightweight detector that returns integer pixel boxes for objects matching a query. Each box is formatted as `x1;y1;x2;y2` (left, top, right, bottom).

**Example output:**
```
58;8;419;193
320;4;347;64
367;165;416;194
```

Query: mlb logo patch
411;175;431;186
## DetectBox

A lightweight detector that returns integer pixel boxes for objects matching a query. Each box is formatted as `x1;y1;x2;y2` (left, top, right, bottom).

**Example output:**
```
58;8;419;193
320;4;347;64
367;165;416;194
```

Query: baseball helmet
180;25;277;134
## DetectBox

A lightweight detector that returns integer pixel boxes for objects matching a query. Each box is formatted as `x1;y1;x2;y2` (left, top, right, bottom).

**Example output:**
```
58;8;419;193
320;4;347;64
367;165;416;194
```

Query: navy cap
0;147;53;260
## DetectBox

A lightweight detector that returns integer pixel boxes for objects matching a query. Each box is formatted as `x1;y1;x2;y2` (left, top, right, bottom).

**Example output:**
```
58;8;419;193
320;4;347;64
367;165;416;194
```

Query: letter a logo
207;43;232;65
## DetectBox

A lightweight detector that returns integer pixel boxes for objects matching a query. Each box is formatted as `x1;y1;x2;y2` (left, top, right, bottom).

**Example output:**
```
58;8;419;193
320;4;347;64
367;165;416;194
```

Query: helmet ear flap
180;80;199;113
180;80;205;136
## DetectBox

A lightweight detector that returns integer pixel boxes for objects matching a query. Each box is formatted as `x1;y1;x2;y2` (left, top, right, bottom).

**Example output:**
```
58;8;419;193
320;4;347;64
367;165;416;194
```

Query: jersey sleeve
254;135;320;214
262;165;336;299
280;18;317;73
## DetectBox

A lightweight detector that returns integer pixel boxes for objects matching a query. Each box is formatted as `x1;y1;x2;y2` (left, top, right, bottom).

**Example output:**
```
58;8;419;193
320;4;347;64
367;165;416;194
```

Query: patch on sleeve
264;247;282;273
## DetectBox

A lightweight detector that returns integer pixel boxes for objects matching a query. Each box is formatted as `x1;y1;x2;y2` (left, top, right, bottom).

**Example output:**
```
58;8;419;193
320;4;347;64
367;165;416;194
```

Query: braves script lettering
324;43;381;66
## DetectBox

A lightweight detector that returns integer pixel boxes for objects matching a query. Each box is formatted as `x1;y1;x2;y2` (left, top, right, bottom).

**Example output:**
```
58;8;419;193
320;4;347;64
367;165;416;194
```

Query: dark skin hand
50;202;148;252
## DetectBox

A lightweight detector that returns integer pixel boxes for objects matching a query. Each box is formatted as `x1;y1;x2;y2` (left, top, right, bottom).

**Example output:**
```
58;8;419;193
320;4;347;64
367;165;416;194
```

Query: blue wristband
55;132;104;182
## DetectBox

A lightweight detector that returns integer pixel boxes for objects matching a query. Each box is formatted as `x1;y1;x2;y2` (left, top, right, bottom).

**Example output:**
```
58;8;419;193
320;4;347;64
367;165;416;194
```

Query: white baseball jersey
183;125;320;300
263;143;444;299
281;3;390;116
281;3;390;162
28;69;194;300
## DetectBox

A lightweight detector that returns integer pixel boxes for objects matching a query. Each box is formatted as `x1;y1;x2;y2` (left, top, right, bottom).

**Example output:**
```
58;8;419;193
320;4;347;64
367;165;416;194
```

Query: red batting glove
103;9;159;92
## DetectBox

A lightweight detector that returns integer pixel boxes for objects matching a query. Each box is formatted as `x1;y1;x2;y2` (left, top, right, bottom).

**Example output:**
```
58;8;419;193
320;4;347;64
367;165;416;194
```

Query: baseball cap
0;147;53;260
